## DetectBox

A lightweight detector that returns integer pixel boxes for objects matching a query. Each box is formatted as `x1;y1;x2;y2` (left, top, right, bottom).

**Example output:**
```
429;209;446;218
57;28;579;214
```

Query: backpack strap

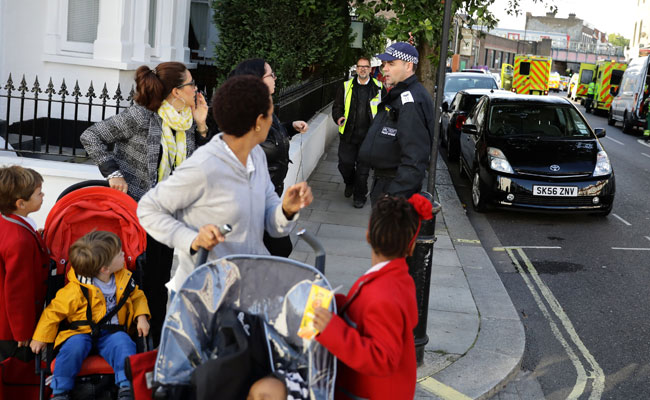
1;214;48;253
64;276;136;338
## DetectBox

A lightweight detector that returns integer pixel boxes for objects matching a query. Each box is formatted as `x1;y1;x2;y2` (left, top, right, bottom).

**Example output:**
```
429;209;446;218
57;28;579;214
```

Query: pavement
287;141;526;399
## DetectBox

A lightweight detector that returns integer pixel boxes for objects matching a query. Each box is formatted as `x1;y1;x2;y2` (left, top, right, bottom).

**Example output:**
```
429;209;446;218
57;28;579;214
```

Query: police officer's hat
376;42;419;64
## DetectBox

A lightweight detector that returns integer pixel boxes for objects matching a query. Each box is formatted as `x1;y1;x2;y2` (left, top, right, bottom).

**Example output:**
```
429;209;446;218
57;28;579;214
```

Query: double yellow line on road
417;376;472;400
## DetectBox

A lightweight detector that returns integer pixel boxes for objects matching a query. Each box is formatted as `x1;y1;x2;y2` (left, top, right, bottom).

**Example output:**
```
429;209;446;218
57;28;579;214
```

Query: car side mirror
441;102;449;112
610;87;618;96
461;124;478;135
594;128;606;138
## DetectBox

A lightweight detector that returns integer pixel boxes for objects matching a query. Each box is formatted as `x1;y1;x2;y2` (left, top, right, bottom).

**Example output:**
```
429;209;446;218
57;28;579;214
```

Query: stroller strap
65;277;136;339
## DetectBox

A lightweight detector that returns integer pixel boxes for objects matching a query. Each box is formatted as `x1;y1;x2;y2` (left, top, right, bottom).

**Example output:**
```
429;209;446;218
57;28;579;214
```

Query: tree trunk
416;42;439;97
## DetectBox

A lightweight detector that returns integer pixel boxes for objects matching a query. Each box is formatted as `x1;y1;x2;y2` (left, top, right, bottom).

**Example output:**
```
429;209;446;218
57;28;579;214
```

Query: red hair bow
408;193;433;220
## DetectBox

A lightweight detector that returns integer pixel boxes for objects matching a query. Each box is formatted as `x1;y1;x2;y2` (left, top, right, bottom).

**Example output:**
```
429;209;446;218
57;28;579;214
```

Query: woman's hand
136;315;150;337
192;92;209;135
30;339;47;354
292;120;309;133
313;307;333;334
191;224;227;252
282;182;313;218
108;177;128;193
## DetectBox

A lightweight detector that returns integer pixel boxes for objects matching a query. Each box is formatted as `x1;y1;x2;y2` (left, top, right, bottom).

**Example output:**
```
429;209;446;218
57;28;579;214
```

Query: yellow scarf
157;100;193;182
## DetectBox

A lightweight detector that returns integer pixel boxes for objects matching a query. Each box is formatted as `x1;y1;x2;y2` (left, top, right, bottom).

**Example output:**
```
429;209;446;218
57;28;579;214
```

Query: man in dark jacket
332;57;385;208
359;42;435;205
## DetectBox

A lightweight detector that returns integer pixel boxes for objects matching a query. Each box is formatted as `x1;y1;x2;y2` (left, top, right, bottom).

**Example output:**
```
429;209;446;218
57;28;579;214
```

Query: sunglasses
176;80;196;89
356;65;371;69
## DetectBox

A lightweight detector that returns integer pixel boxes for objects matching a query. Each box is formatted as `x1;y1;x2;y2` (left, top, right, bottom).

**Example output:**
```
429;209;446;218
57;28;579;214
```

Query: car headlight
593;150;612;177
488;147;514;174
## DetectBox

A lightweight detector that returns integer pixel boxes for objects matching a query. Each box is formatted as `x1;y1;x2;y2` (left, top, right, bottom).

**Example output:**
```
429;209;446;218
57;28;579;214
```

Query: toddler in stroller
35;181;150;400
31;231;150;400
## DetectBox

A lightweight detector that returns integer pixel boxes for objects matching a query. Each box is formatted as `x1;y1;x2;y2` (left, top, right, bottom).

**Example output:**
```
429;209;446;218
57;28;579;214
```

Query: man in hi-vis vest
332;57;385;208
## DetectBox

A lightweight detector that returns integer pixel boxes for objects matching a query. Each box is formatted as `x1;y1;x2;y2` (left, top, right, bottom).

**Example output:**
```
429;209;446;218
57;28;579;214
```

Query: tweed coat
80;104;202;201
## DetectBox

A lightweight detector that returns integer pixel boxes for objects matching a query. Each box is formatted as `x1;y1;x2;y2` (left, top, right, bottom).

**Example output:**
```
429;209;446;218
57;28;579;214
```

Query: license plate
533;185;578;197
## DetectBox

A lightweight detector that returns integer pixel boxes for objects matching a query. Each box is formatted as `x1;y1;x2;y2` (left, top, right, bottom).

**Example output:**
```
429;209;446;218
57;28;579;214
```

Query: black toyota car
458;92;615;215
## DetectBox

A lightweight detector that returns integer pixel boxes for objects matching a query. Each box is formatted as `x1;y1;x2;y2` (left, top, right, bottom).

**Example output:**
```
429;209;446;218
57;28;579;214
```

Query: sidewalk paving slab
291;141;524;399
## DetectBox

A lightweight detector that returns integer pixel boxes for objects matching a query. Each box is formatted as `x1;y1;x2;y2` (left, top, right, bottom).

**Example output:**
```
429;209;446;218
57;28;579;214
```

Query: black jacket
358;74;435;198
332;77;385;143
260;114;298;195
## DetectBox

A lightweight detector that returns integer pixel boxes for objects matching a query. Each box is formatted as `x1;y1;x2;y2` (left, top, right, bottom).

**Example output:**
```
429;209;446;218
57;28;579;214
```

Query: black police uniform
359;74;435;204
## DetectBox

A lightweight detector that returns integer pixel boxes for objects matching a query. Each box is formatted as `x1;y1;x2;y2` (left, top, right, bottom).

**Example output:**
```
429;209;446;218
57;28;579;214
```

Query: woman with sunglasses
229;59;308;257
80;61;212;346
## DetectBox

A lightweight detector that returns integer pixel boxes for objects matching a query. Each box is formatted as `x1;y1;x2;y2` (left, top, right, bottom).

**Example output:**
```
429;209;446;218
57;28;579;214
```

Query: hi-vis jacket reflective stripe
587;81;596;95
339;78;383;134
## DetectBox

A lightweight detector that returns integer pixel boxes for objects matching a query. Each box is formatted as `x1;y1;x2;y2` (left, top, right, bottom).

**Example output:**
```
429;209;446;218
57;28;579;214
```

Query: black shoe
344;184;353;198
117;386;133;400
51;393;71;400
353;199;366;208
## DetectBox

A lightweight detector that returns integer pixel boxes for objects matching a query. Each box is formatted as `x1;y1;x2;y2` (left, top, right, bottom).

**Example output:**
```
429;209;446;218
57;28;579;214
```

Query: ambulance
591;60;627;112
549;72;561;92
507;55;552;95
571;63;596;103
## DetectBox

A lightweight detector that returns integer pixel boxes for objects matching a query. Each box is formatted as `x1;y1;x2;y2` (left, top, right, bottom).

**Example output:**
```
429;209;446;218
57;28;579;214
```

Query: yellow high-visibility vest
339;78;383;134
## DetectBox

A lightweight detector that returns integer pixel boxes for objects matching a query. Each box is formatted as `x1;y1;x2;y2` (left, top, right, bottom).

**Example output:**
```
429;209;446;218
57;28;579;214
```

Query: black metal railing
0;71;343;161
1;74;135;160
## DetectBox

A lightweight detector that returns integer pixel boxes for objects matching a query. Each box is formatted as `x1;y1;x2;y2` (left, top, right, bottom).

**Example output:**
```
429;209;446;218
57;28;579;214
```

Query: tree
211;0;386;87
354;0;557;94
608;33;630;49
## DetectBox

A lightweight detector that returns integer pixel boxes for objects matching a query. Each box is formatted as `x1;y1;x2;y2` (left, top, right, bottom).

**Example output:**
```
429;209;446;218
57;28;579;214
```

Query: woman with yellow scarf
81;61;211;346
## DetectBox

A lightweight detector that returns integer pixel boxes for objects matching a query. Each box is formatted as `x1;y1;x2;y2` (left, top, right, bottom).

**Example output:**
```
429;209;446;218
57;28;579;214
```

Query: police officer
332;57;385;208
359;42;435;205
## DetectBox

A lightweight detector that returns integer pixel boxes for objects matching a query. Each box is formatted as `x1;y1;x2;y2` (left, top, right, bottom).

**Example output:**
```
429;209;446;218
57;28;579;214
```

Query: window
520;62;531;75
189;0;210;52
488;50;494;68
580;69;594;84
489;105;590;138
66;0;99;43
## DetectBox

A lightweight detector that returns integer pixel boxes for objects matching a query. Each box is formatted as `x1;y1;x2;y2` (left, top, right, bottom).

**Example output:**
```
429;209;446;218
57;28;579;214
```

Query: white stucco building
0;0;218;118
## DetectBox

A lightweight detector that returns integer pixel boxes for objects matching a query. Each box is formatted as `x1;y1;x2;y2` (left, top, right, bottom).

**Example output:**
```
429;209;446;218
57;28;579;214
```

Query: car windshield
445;76;498;93
488;104;593;139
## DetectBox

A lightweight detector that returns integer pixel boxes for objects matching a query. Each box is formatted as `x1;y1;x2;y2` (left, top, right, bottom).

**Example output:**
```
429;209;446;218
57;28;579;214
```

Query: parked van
609;56;650;133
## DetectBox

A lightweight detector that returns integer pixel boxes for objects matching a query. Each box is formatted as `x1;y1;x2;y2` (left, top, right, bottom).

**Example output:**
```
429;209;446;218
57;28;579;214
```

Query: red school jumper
0;214;50;399
316;258;418;400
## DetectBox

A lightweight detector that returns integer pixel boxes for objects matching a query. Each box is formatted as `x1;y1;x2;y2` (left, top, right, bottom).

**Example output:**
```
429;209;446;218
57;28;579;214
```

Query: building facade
629;0;650;58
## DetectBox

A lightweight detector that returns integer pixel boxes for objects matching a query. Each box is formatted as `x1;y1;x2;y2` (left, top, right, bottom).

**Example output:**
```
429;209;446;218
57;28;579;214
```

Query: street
445;92;650;399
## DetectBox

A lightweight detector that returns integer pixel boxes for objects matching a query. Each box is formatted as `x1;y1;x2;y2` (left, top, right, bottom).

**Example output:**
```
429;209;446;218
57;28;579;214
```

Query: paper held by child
297;284;333;340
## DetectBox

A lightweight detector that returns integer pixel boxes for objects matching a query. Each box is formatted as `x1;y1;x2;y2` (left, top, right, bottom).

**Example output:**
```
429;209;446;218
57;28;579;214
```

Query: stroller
131;233;337;400
36;180;149;400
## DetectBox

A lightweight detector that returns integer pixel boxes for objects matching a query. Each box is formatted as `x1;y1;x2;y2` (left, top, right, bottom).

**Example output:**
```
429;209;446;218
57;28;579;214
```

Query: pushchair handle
296;229;326;274
196;224;232;266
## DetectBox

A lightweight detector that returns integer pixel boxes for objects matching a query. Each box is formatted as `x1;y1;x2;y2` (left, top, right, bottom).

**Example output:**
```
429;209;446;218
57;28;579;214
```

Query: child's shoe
117;386;133;400
51;393;71;400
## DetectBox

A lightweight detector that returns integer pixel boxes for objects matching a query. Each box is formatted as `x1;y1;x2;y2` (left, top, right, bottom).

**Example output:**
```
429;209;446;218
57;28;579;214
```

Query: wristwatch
107;170;124;180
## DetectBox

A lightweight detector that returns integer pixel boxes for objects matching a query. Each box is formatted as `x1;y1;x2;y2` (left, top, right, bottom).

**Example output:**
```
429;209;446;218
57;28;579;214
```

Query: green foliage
212;0;384;87
608;33;630;48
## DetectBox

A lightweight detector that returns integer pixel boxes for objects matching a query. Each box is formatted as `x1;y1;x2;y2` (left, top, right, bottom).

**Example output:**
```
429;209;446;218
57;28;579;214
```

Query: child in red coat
0;166;50;397
314;194;432;400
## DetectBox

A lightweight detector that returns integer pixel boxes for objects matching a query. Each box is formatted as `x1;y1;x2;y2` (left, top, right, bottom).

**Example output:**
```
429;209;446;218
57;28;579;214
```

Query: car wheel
622;112;634;134
607;109;615;126
471;170;488;212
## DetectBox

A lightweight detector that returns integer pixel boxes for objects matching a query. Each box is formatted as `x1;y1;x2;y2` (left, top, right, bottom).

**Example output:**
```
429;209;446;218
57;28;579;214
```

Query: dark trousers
585;94;594;110
338;140;370;201
369;175;394;206
142;234;174;347
263;231;293;257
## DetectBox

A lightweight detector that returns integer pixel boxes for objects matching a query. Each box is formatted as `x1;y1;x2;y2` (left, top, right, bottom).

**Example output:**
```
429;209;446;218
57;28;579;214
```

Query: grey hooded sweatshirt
137;133;298;292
